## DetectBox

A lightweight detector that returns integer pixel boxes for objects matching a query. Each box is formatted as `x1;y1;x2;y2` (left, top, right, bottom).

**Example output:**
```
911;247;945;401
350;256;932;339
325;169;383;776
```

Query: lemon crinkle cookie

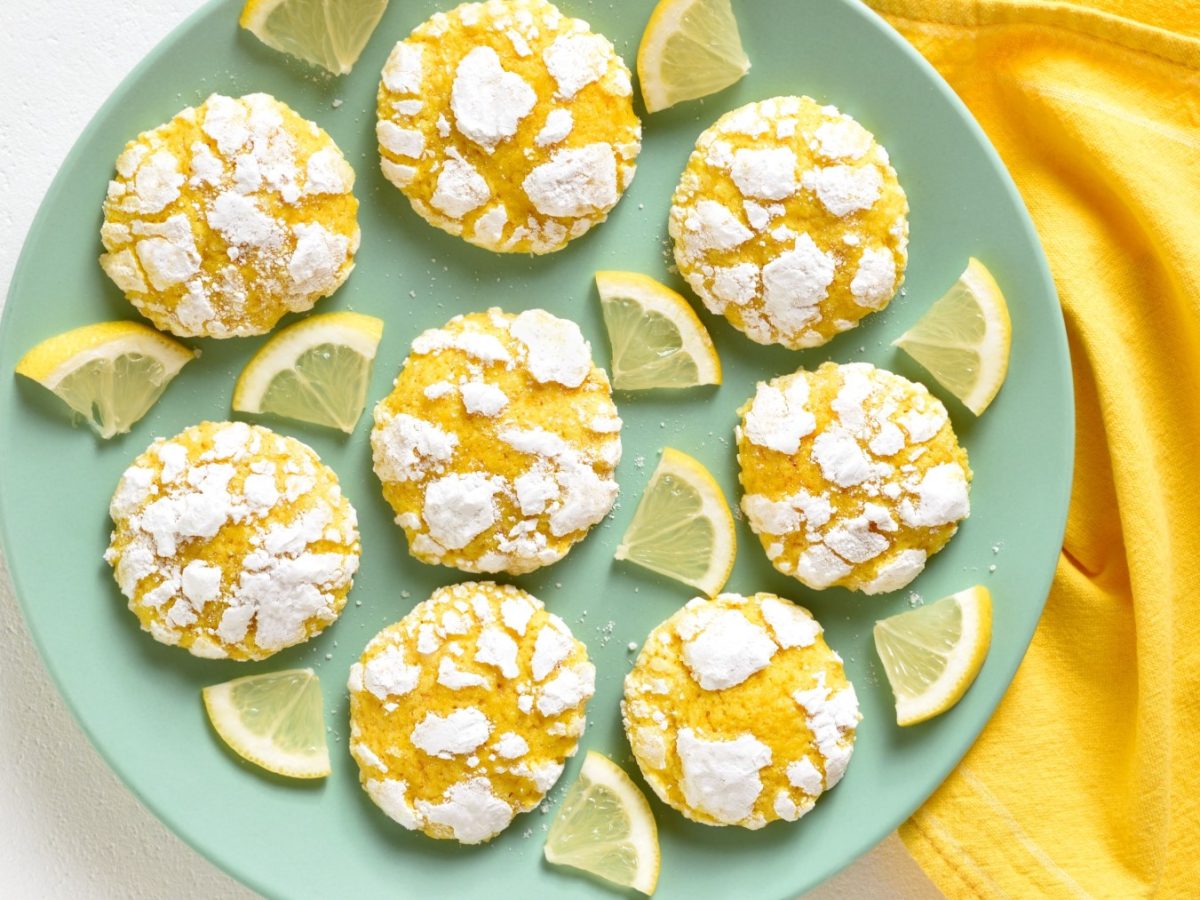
376;0;641;254
670;96;908;349
737;361;971;594
349;581;595;843
104;421;360;660
623;592;859;829
371;308;620;574
100;93;360;338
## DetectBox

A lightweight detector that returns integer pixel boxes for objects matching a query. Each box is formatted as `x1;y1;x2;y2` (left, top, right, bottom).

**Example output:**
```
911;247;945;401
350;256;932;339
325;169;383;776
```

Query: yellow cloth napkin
860;1;1200;896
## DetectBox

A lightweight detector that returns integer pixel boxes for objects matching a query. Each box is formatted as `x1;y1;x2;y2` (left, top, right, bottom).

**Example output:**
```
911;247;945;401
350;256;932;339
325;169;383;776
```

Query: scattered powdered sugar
793;673;859;788
415;777;513;844
451;46;537;151
522;144;618;218
371;413;458;483
534;108;574;147
742;377;816;454
898;464;970;527
681;607;777;690
543;33;609;99
760;597;820;649
850;247;897;309
531;619;575;681
460;380;509;417
676;728;772;824
431;155;492;219
511;309;591;387
802;164;883;217
731;148;797;200
422;472;502;549
411;707;493;757
362;645;421;699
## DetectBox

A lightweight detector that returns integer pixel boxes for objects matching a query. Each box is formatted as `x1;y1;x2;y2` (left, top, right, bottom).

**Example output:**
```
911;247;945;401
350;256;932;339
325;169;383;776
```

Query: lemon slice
545;751;660;896
637;0;750;113
240;0;389;75
893;258;1012;415
596;271;721;391
232;311;383;433
873;586;992;727
202;668;331;779
615;447;735;597
14;321;195;439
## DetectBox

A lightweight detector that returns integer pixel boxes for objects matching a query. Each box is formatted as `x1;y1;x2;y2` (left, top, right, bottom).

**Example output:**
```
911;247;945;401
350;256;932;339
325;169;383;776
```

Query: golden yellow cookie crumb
670;96;908;349
623;592;858;829
376;0;641;253
100;93;360;338
349;581;594;843
104;421;360;660
737;361;971;594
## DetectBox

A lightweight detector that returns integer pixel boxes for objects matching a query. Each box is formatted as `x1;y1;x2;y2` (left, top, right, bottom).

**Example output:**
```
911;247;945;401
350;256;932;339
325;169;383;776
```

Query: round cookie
100;93;360;338
103;421;360;660
348;581;595;844
669;96;908;349
622;592;859;829
376;0;641;254
371;308;621;574
737;361;971;594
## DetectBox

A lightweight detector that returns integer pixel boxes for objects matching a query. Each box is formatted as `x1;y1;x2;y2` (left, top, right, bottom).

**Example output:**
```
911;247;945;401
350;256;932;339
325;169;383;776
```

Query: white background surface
0;1;944;896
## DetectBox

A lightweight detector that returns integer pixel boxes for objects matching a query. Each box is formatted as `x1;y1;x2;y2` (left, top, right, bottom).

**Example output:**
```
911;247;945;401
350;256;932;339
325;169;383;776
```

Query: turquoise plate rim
0;0;1074;896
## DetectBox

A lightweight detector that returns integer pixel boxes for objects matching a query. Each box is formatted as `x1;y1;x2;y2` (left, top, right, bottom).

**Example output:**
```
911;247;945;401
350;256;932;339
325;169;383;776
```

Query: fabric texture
860;1;1200;896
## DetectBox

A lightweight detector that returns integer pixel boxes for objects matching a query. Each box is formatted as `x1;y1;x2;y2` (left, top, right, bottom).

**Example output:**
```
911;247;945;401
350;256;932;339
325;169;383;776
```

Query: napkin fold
861;1;1200;896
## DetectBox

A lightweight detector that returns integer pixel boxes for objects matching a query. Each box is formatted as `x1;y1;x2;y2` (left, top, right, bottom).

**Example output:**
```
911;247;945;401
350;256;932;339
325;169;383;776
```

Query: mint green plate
0;0;1072;896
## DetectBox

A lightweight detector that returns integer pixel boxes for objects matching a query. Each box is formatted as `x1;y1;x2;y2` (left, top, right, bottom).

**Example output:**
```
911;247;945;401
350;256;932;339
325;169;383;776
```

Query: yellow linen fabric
861;1;1200;896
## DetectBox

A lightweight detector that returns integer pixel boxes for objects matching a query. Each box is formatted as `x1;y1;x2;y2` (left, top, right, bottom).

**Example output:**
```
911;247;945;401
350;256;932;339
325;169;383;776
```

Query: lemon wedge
545;751;660;896
615;447;736;597
202;668;331;779
232;311;382;433
240;0;389;75
893;258;1012;415
637;0;750;113
15;321;195;439
596;271;721;390
874;586;993;726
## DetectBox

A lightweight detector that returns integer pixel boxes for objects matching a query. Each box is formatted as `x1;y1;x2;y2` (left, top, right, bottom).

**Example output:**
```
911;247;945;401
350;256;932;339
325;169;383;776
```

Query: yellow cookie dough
100;93;360;338
103;421;360;660
623;592;859;829
348;581;595;843
370;308;621;575
670;96;908;349
376;0;641;254
737;362;971;594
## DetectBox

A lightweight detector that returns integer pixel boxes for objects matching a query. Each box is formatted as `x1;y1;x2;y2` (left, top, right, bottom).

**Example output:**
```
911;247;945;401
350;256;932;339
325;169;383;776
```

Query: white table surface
0;1;945;896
